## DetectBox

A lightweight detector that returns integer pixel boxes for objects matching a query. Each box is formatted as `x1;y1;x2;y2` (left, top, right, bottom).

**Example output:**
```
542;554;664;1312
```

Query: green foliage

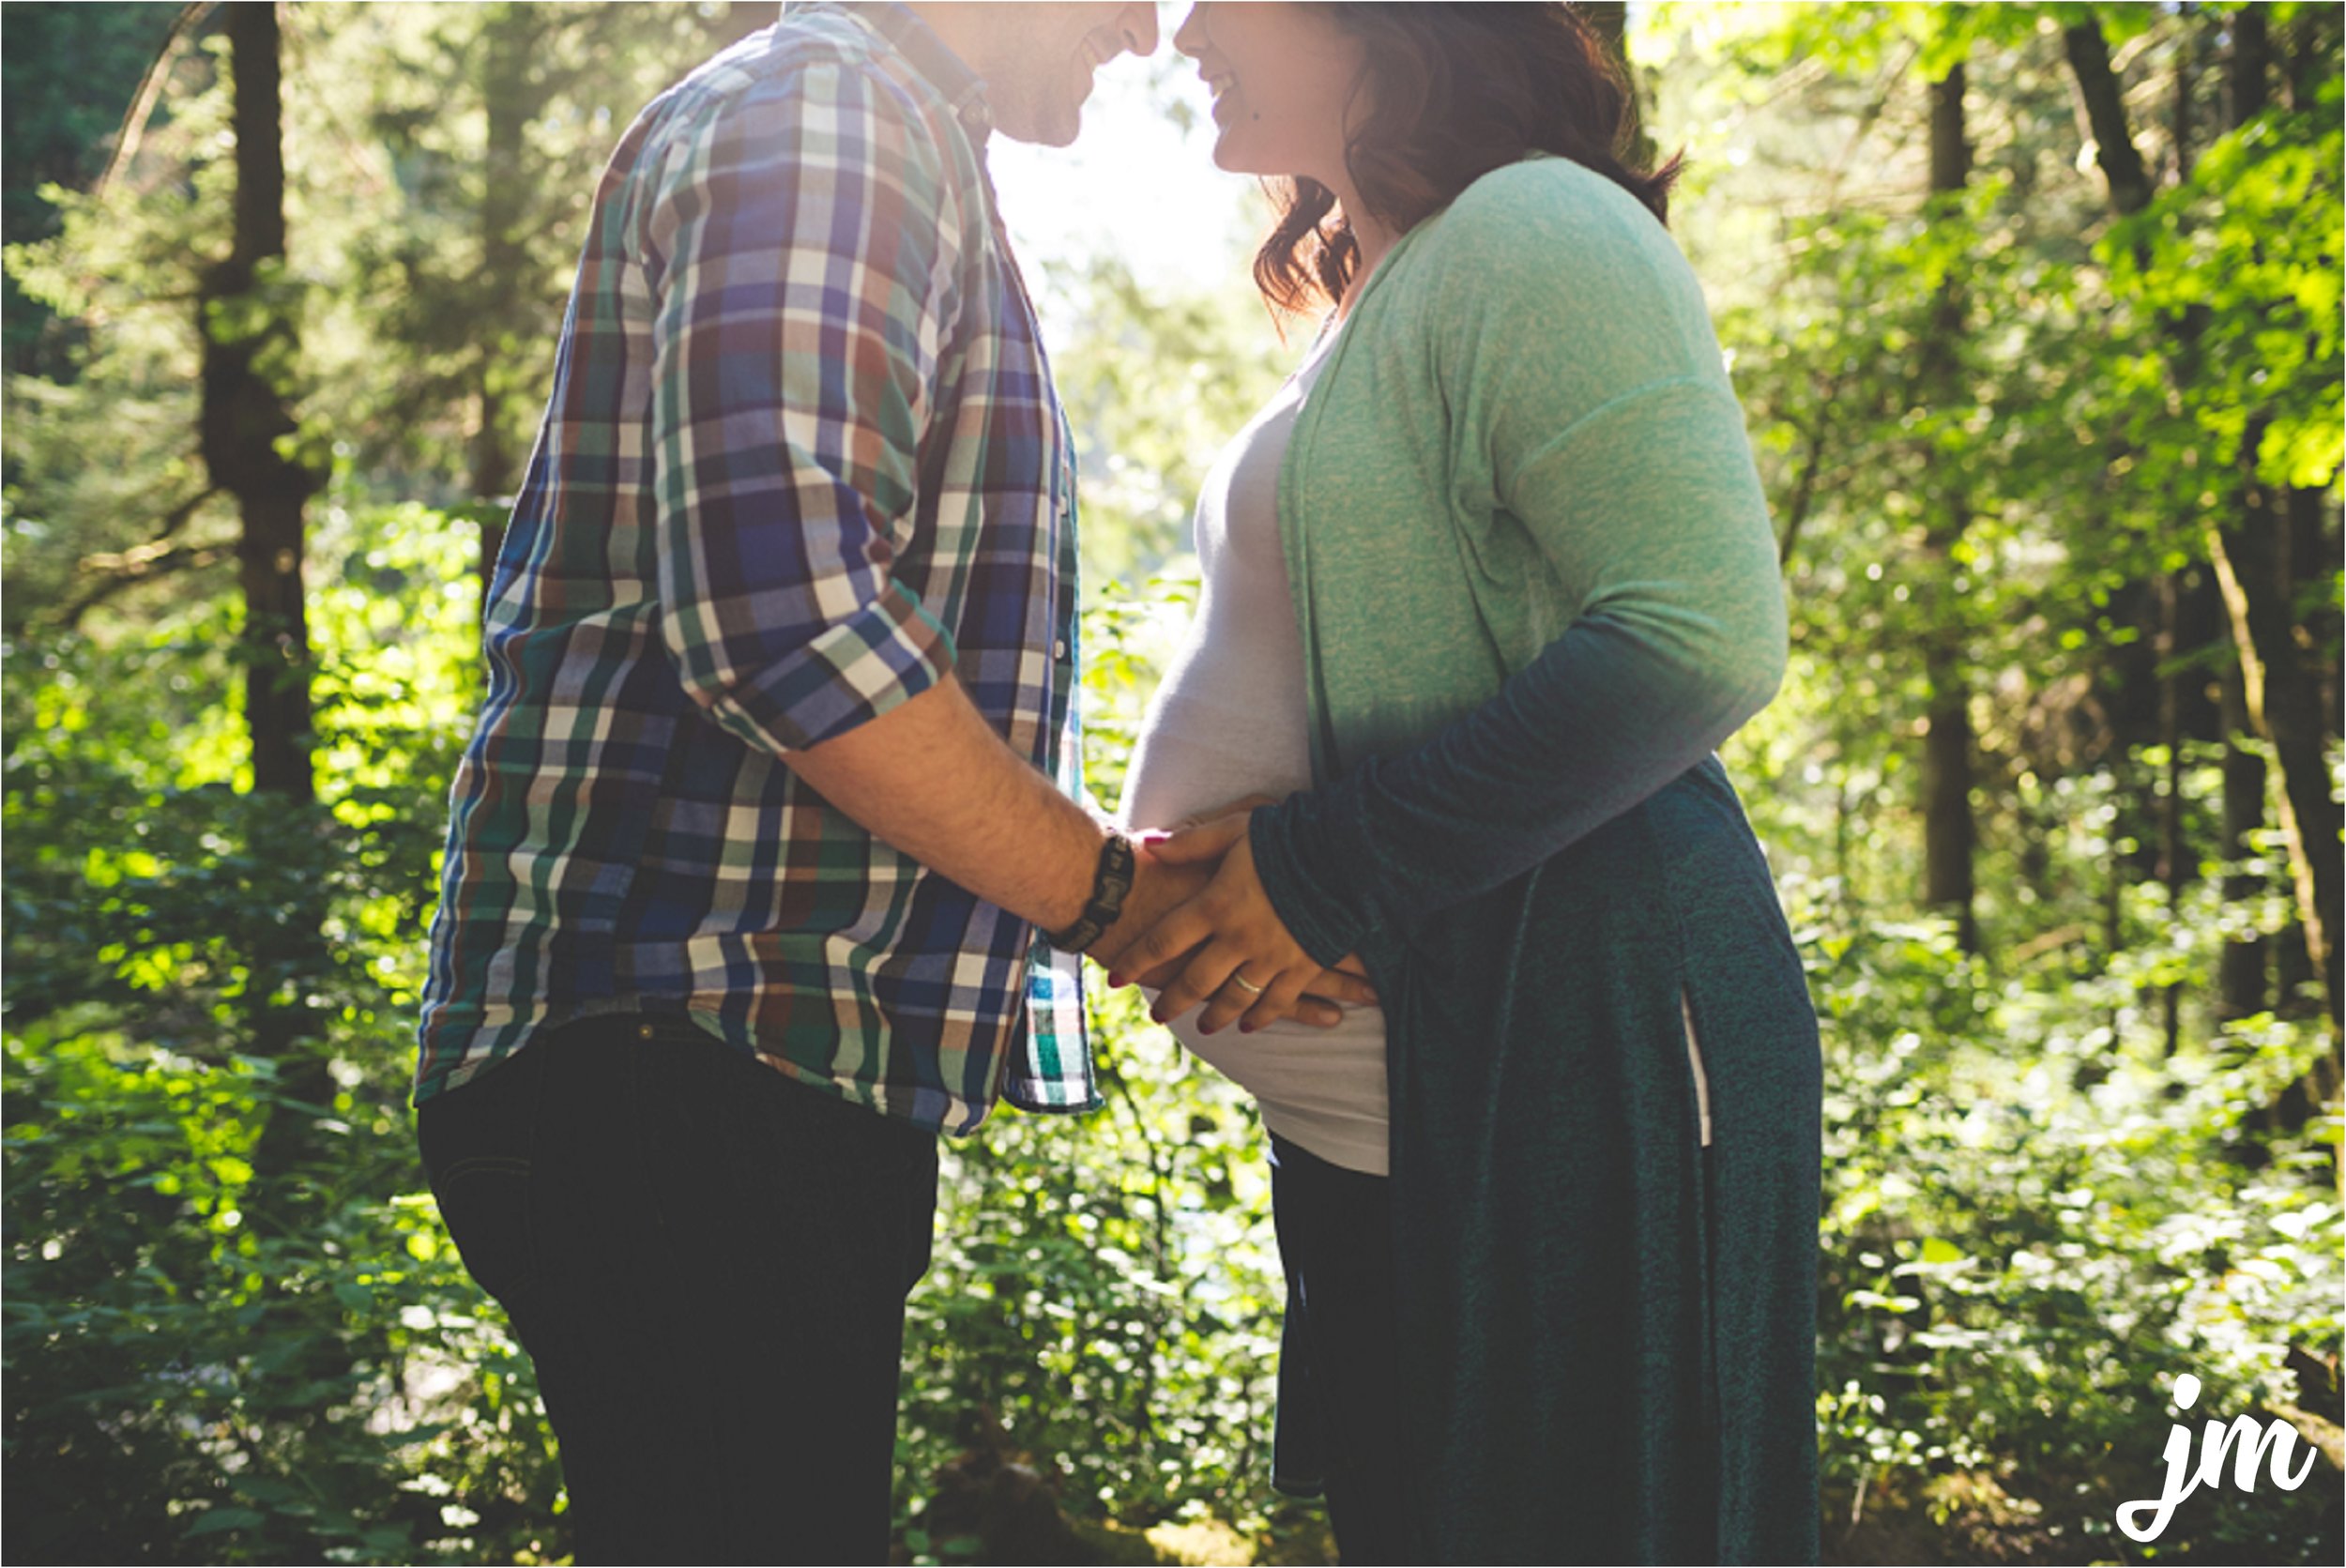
3;501;559;1564
1796;894;2339;1561
905;990;1289;1541
891;585;1320;1560
4;1025;566;1564
1045;251;1289;585
0;0;181;374
4;4;2340;1564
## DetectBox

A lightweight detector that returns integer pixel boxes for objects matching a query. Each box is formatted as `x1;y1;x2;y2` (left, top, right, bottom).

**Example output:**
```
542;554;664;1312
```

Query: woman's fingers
1239;966;1318;1034
1302;967;1378;1007
1255;959;1375;1030
1289;995;1345;1028
1138;809;1252;865
1198;952;1293;1035
1119;830;1351;1033
1150;936;1251;1026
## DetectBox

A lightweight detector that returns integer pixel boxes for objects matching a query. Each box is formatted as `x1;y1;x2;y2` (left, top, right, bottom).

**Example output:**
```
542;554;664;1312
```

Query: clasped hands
1088;796;1375;1034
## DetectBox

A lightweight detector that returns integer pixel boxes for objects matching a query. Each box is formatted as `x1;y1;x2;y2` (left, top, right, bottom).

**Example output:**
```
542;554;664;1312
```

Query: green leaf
185;1507;267;1537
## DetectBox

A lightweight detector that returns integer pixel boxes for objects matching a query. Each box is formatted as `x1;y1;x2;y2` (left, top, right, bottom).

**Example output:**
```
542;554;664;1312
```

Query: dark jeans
417;1012;940;1565
1269;1132;1411;1565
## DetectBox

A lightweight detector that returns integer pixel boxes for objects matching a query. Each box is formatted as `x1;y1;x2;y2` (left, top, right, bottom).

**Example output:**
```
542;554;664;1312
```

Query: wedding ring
1227;970;1266;996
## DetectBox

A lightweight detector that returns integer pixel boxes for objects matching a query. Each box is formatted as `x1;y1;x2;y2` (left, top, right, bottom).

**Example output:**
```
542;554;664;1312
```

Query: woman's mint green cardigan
1247;157;1823;1563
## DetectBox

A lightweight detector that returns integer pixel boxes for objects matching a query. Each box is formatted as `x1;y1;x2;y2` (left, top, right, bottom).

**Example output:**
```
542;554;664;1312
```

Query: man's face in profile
980;3;1161;145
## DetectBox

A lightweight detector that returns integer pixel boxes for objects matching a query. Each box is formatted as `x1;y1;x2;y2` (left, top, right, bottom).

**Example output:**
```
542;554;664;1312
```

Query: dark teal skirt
1266;756;1821;1564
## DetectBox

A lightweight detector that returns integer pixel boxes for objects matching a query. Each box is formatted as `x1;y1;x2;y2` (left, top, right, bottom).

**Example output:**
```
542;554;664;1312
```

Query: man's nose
1119;2;1162;56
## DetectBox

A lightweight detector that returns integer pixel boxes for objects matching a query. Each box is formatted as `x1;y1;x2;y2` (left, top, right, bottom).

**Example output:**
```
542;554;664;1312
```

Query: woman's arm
1126;382;1785;1028
1248;375;1788;964
1120;176;1787;1029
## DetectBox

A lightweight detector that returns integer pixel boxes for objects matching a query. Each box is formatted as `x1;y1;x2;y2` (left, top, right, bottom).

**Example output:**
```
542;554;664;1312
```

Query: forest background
2;2;2339;1563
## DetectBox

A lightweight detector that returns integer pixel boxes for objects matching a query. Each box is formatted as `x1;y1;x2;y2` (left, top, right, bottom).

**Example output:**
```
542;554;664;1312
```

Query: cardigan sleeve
1250;183;1788;966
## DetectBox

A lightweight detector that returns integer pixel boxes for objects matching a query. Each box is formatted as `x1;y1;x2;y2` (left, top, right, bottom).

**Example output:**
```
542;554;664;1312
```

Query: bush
4;516;2337;1565
1799;881;2341;1564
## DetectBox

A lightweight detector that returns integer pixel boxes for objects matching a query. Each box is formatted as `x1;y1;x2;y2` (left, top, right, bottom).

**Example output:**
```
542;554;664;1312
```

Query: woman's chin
1206;132;1274;178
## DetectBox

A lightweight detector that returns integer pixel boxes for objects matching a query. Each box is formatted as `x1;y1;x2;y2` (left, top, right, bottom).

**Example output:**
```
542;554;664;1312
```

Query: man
412;4;1366;1561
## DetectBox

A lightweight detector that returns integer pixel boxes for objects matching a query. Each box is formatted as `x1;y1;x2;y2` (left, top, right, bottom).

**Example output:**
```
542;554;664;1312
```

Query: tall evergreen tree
1918;54;1977;953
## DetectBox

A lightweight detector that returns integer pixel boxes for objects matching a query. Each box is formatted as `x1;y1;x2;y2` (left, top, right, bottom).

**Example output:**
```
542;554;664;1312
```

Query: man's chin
1003;96;1088;148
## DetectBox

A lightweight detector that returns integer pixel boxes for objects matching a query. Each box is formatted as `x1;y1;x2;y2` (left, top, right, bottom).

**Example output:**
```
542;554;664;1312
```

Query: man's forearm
785;674;1366;1021
781;675;1108;934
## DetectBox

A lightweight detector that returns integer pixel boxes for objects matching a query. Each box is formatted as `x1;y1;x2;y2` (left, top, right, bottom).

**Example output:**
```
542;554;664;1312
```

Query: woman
1110;6;1822;1562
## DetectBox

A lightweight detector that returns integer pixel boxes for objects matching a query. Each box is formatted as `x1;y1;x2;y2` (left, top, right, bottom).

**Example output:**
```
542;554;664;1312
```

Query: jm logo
2115;1374;2319;1543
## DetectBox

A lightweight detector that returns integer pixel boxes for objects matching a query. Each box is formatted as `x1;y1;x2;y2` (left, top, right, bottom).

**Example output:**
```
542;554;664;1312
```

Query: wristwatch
1046;832;1136;954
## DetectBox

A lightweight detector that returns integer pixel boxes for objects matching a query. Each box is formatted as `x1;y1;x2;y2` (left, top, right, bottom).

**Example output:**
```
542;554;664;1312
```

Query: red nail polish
1106;972;1125;988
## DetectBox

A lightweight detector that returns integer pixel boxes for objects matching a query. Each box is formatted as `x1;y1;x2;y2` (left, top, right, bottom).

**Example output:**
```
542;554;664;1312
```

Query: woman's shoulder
1395;156;1713;355
1425;158;1675;257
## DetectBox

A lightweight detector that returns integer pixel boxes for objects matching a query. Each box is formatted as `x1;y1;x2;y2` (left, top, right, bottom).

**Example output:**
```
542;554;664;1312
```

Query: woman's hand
1108;807;1375;1034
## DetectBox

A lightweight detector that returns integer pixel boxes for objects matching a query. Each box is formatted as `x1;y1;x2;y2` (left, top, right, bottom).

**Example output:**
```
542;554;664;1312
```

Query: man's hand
1104;808;1377;1034
1087;848;1210;972
782;692;1370;1031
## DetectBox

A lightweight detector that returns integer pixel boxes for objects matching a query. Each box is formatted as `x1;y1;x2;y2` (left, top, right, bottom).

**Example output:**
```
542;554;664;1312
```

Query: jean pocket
429;1154;538;1312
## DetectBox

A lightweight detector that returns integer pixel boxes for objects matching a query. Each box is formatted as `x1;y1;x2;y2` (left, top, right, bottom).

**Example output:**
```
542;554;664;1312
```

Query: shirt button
1052;638;1069;661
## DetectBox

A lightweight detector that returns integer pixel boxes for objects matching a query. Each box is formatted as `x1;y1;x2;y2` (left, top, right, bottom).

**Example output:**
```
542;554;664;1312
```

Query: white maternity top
1117;332;1394;1176
1118;332;1717;1177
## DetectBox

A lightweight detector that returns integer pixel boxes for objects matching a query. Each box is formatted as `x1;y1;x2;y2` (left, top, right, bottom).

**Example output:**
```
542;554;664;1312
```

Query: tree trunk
2154;11;2204;1057
1918;61;1977;953
2209;480;2343;1045
2206;10;2342;1049
2282;2;2342;113
2064;8;2341;1059
200;1;330;1185
202;0;317;804
2286;484;2340;746
2170;17;2259;1034
2064;17;2153;220
2064;17;2164;1022
2156;573;2185;1055
2218;663;2270;1019
2228;4;2272;128
472;3;533;620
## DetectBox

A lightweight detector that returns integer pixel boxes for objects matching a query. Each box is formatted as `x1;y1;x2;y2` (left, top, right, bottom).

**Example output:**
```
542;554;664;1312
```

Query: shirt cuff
701;577;959;753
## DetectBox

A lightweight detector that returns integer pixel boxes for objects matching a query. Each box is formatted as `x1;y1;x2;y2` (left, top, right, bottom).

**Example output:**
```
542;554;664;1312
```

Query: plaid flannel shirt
415;2;1096;1133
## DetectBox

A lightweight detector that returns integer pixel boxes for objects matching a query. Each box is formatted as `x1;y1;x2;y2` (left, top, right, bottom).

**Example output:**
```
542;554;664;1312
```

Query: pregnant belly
1145;988;1388;1124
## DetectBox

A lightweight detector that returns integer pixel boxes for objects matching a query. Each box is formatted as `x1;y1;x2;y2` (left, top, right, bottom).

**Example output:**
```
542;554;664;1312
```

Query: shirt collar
789;2;994;142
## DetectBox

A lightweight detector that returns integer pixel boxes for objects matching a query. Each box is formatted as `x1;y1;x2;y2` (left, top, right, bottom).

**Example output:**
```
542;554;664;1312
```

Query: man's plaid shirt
416;3;1095;1133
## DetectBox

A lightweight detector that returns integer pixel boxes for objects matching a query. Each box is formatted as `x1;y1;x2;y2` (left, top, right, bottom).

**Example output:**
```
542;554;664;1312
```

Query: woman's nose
1172;3;1209;58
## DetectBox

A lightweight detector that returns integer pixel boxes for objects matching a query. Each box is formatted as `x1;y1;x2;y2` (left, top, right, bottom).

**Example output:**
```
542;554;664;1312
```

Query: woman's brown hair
1254;3;1683;314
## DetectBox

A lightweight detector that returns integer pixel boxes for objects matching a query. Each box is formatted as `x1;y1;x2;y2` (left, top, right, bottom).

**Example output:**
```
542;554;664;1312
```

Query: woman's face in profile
1173;3;1369;183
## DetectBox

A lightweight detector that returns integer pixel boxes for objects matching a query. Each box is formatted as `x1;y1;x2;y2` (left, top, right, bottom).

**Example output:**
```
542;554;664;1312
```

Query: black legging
1270;1131;1413;1564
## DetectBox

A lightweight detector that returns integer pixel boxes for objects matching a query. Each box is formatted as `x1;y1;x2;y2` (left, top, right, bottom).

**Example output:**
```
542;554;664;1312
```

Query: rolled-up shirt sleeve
644;62;962;754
